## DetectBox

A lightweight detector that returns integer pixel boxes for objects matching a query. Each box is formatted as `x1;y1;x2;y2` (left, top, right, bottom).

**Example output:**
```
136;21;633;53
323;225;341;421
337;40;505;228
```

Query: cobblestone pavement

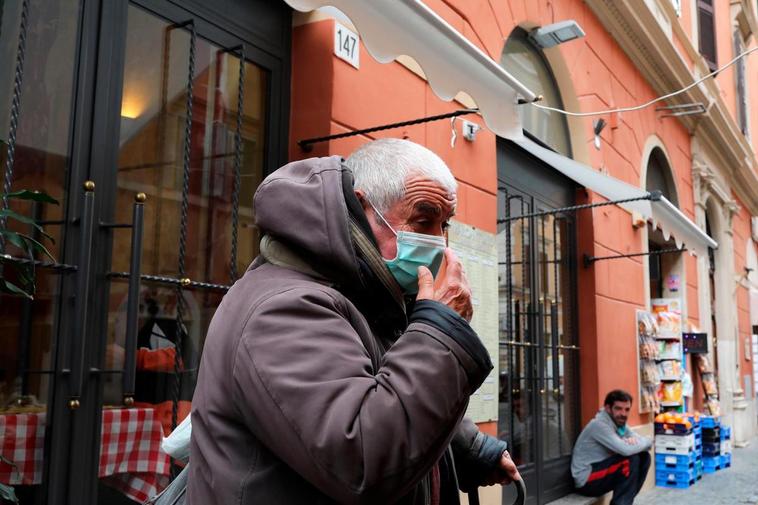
635;437;758;505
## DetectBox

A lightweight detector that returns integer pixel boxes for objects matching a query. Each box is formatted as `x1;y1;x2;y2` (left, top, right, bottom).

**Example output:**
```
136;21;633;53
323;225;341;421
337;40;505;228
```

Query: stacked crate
701;416;726;473
654;420;698;488
690;415;703;479
720;424;732;470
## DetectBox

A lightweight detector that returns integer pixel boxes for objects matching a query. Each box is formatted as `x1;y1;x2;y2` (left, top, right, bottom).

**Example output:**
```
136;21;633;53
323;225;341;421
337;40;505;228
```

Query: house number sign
334;21;360;69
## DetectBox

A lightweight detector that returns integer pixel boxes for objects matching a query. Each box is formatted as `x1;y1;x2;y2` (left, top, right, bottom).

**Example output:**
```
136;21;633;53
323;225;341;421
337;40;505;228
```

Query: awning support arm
497;191;662;223
297;108;478;151
583;247;686;267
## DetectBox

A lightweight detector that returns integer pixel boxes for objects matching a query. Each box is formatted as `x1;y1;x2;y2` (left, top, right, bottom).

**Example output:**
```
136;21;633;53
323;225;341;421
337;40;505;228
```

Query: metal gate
497;140;581;505
0;0;290;503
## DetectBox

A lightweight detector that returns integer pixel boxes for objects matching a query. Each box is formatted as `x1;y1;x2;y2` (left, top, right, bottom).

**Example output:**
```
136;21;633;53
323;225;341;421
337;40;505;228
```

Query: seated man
571;390;652;505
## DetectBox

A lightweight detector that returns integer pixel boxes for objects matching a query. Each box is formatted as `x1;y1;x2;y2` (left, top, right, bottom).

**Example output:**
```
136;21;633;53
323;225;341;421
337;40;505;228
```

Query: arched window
645;148;678;206
500;28;571;156
645;147;680;300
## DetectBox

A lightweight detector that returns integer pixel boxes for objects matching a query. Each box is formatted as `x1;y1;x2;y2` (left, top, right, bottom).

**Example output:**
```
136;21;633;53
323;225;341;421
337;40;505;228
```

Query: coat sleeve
451;417;508;492
230;289;492;505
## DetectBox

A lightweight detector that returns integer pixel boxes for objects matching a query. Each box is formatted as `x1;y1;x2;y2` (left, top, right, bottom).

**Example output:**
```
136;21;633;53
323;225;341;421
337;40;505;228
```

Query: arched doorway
497;27;579;505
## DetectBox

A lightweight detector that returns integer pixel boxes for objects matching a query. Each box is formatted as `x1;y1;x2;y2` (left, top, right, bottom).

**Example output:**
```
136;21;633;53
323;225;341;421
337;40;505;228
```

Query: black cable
297;108;479;151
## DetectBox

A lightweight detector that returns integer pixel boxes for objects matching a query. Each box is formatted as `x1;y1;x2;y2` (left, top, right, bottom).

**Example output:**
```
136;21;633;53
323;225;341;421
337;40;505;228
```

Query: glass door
87;1;281;503
1;0;289;503
0;1;87;503
497;187;580;505
94;4;270;502
497;138;580;505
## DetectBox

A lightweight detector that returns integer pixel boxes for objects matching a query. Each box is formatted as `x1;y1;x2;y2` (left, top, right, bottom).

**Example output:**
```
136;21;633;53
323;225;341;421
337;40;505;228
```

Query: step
545;492;611;505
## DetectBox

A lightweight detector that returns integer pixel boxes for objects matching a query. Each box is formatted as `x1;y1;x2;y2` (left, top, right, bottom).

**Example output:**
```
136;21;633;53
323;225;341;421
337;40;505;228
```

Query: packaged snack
659;382;683;404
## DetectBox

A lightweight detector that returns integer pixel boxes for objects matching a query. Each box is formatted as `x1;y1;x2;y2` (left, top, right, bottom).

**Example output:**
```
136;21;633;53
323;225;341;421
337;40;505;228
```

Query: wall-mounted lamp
528;20;585;49
593;118;607;150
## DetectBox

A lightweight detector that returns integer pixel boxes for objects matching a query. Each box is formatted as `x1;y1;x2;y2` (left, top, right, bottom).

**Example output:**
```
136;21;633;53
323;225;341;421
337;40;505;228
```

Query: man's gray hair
345;138;457;212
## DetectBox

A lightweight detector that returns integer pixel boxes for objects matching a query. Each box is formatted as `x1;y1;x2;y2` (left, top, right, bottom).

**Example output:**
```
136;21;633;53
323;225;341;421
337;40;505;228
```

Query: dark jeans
577;452;651;505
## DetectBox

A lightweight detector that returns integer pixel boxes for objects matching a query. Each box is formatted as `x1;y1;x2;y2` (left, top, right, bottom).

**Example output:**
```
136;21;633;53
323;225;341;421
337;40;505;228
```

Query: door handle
122;193;146;406
69;181;96;409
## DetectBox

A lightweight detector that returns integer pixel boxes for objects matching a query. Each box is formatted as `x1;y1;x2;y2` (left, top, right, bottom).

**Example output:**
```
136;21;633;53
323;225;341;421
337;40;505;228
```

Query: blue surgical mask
368;200;446;294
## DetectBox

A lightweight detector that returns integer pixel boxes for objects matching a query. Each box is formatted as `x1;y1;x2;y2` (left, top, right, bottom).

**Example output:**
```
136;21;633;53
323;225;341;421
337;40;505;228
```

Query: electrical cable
529;46;758;117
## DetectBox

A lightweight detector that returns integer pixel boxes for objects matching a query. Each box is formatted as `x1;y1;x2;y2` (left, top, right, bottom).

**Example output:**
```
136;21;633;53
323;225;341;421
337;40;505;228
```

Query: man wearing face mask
188;138;521;505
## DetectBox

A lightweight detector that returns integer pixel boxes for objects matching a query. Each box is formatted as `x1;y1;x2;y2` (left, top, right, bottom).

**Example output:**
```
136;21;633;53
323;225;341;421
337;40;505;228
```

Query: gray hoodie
188;157;503;505
570;409;653;487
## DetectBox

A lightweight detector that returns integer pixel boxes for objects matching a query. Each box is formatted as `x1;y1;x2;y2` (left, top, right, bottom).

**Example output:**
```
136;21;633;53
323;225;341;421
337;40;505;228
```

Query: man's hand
482;450;522;486
417;249;473;321
623;437;639;445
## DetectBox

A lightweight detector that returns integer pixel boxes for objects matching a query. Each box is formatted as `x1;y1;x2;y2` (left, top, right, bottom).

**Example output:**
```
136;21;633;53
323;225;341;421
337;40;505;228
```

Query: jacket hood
595;408;620;429
254;156;361;286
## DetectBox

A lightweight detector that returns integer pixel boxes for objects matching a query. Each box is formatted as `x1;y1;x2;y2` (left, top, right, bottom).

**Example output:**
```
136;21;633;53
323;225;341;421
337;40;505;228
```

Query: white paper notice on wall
447;220;499;423
334;22;359;69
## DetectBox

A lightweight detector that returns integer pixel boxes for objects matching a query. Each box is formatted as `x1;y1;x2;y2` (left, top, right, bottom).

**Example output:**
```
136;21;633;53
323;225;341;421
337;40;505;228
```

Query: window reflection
102;6;267;439
0;1;80;503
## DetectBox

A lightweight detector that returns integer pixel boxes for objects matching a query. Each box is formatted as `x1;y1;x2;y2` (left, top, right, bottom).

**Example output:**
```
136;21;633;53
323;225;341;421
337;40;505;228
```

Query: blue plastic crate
695;460;703;479
703;456;721;473
656;477;695;489
656;452;697;471
721;453;731;468
700;416;720;428
702;442;720;457
656;467;697;483
720;426;731;440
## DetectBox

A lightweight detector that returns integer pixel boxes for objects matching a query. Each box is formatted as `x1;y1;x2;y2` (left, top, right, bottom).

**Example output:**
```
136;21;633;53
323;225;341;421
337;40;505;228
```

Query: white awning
283;0;536;140
513;137;718;257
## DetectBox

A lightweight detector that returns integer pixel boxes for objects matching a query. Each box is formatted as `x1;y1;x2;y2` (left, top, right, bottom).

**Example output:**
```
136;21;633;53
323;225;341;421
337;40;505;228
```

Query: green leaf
0;230;55;262
0;209;55;244
4;189;59;205
20;234;55;262
0;454;16;469
0;279;33;299
0;229;29;252
16;266;35;293
0;482;18;504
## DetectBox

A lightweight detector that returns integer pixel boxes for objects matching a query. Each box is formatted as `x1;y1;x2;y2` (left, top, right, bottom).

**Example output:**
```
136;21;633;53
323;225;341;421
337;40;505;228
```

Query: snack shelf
657;354;682;361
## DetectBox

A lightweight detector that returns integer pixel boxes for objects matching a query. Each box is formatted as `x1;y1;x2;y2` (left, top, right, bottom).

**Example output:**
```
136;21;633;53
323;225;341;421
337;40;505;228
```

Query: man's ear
354;189;370;212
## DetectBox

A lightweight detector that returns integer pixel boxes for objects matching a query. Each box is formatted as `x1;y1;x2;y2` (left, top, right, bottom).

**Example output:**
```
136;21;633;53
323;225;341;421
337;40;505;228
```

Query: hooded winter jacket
188;156;505;505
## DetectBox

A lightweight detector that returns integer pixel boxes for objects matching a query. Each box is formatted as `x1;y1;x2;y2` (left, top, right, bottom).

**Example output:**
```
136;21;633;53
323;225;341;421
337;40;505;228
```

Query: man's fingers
416;266;434;300
443;248;463;277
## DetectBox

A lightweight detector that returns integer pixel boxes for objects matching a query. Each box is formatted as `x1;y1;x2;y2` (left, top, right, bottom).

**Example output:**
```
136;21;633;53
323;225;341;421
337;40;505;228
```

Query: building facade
0;1;756;504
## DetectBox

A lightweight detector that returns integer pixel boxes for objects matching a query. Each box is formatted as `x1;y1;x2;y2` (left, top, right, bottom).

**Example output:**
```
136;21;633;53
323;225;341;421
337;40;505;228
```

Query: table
0;408;170;503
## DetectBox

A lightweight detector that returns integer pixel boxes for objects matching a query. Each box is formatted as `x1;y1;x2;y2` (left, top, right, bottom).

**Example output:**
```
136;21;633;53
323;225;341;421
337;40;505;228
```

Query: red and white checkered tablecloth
0;408;171;503
0;412;45;486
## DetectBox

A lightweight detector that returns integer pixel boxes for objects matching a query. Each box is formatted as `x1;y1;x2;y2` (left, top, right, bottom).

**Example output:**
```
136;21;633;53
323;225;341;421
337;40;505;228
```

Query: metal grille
172;19;197;434
230;45;246;282
0;0;30;245
498;185;580;467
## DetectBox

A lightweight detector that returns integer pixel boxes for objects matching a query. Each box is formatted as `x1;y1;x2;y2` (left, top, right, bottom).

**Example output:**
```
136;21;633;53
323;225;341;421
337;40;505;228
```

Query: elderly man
188;139;520;504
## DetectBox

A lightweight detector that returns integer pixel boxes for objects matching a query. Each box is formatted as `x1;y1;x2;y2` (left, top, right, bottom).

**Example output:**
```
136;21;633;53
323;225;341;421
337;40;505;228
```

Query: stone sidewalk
635;438;758;505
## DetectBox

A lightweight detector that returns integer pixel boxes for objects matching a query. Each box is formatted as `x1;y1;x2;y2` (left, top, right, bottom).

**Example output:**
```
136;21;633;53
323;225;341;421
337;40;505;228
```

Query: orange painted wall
288;0;749;430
